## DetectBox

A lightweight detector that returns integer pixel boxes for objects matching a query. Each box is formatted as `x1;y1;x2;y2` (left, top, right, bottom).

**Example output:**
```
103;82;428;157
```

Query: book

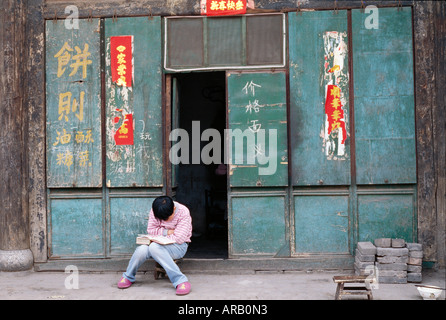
136;234;176;245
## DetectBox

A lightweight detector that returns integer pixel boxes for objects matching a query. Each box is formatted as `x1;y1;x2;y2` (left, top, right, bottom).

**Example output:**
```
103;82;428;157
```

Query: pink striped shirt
147;201;192;244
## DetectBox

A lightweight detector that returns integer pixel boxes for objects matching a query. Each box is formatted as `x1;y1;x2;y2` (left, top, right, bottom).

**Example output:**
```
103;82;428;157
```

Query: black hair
152;196;174;221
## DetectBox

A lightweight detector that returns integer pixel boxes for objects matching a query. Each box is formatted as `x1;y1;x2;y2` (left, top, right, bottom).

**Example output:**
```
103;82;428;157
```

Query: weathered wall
27;0;47;263
23;0;444;267
0;0;29;251
43;0;416;17
413;1;446;268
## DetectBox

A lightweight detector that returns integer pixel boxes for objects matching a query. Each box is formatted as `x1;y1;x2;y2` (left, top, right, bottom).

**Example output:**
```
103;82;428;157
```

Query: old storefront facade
0;0;444;271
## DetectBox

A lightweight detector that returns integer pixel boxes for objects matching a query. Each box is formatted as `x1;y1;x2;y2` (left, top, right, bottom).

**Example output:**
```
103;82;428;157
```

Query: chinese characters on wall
323;31;349;160
110;36;133;87
52;41;94;171
202;0;247;16
46;20;102;187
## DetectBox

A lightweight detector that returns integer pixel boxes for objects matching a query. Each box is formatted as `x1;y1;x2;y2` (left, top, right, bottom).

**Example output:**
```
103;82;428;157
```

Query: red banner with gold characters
204;0;247;16
113;112;134;145
325;84;347;145
110;36;133;87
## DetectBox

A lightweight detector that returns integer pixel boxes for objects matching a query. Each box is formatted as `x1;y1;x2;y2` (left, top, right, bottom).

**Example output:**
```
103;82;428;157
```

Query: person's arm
166;210;192;244
146;210;167;236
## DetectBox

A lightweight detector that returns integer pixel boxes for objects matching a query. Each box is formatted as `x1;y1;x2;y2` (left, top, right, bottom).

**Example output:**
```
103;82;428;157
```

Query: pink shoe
117;277;133;289
176;281;191;295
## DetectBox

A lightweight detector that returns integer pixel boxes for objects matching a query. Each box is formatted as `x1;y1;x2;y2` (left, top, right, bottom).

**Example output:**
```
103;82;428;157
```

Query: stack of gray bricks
374;238;408;284
354;242;376;276
354;239;424;284
406;243;423;283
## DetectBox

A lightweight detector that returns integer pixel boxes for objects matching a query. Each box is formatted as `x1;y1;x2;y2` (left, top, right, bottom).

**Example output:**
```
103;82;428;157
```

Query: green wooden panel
289;11;351;186
353;7;416;184
231;195;286;255
105;17;163;187
50;198;103;257
294;195;349;253
358;193;415;243
109;197;154;254
46;19;102;187
227;71;288;187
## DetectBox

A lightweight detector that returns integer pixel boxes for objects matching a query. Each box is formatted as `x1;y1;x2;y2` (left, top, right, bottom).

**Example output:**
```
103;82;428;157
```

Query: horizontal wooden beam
43;0;415;19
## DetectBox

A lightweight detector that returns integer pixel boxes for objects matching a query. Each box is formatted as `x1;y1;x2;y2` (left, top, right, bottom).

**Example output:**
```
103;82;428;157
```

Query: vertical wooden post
414;1;446;266
0;0;33;270
26;0;46;263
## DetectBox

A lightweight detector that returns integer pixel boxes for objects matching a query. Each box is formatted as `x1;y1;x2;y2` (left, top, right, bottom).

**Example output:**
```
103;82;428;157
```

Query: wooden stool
333;275;374;300
154;259;183;280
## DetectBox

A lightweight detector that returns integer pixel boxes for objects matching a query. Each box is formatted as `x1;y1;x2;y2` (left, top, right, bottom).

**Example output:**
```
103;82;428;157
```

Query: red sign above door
203;0;247;16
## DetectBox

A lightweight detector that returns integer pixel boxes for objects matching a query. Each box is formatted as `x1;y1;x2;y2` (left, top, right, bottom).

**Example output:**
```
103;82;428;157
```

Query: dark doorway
172;71;228;259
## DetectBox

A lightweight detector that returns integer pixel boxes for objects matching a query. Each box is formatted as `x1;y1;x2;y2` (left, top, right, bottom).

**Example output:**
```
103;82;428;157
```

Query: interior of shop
172;71;228;258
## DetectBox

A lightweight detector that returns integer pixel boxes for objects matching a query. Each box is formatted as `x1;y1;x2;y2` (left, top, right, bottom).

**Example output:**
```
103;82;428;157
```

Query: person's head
152;196;174;221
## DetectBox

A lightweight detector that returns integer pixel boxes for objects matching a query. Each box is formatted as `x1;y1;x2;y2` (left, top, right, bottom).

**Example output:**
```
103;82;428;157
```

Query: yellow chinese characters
56;150;91;171
54;129;94;170
54;42;92;79
116;45;128;86
58;91;85;122
53;41;95;173
56;150;73;171
209;0;245;11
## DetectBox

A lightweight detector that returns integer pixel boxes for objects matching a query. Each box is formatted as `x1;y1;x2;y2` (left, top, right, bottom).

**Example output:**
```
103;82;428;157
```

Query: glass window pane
168;18;203;67
246;15;283;65
208;17;243;66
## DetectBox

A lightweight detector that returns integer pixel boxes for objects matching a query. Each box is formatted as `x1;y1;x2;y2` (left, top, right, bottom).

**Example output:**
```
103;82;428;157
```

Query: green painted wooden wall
46;19;102;188
227;71;288;187
289;11;351;186
352;7;416;185
105;16;163;188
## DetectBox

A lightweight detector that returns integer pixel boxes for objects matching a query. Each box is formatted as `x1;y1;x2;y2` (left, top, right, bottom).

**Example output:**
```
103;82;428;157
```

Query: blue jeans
122;242;188;287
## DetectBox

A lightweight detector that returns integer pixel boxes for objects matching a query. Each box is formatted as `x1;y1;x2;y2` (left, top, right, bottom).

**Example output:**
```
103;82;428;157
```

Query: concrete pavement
0;268;444;300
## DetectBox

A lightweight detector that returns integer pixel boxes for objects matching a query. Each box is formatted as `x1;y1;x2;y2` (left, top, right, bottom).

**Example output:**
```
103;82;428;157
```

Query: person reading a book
117;196;192;295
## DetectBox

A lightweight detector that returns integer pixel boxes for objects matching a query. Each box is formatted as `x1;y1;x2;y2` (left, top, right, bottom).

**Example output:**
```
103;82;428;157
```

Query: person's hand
167;229;175;236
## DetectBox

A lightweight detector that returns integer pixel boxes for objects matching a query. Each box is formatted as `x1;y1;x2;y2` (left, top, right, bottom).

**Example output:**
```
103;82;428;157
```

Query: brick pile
354;241;376;276
354;238;423;284
406;242;423;283
375;238;408;284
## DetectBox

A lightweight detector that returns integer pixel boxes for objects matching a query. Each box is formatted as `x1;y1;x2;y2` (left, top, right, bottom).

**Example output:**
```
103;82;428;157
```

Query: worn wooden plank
230;195;286;256
109;197;155;255
294;195;349;253
0;0;28;251
45;19;102;187
49;197;104;258
289;10;351;186
27;0;48;262
432;1;446;268
227;71;288;187
42;0;415;19
414;1;443;264
353;7;416;185
104;16;163;187
357;193;416;243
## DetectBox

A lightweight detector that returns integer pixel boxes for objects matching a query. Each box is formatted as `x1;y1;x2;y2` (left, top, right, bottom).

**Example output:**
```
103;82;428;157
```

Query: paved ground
0;268;444;301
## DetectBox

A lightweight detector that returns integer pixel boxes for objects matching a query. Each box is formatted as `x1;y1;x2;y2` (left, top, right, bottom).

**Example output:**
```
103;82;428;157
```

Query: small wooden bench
154;259;183;280
333;275;374;300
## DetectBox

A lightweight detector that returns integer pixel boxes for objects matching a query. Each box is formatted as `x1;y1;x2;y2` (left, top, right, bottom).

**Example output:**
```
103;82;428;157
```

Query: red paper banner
110;36;133;87
205;0;247;16
325;84;347;145
114;113;134;145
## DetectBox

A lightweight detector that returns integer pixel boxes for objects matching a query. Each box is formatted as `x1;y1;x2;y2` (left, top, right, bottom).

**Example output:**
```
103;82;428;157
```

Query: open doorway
172;71;228;258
